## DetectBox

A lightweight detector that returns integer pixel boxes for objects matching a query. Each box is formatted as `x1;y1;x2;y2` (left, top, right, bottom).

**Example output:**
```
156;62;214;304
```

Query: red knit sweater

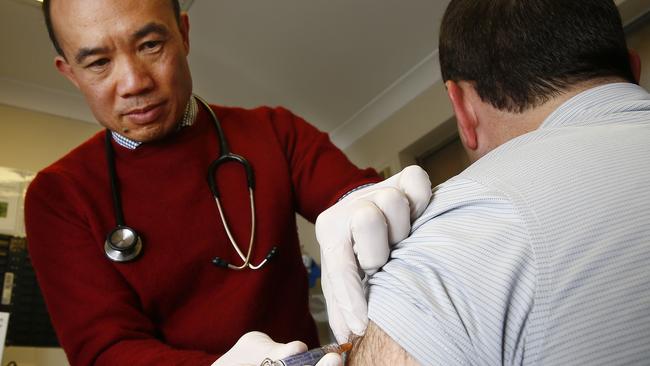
25;104;379;366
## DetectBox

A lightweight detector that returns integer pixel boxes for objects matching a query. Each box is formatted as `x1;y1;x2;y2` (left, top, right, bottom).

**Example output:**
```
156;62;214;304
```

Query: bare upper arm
346;321;421;366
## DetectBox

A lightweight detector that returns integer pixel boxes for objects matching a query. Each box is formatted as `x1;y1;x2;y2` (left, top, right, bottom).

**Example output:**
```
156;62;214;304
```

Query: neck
480;79;628;152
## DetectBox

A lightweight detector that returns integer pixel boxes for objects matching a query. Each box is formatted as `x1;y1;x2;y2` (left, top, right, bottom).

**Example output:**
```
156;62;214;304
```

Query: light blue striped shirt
368;83;650;365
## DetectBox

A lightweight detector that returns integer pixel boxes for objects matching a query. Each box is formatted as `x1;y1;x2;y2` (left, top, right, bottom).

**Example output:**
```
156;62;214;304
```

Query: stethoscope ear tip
266;246;279;260
211;246;279;270
212;257;229;268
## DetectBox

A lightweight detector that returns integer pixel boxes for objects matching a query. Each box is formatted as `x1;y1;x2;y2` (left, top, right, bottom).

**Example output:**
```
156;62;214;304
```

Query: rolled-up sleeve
367;178;536;366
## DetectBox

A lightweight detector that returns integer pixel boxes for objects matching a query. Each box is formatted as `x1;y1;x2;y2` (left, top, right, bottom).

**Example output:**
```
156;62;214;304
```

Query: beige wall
627;19;650;88
2;347;68;366
344;80;454;173
0;103;101;173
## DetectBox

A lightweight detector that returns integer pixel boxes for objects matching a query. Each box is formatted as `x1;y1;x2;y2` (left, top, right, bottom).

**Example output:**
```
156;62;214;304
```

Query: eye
86;58;110;71
140;40;163;53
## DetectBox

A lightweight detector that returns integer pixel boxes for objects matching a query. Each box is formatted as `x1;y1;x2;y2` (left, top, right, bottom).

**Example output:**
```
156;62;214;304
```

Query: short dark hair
42;0;182;57
439;0;636;113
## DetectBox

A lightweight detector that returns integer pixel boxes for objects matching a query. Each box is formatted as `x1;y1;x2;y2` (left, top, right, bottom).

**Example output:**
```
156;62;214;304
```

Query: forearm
94;339;217;366
268;106;381;221
346;322;420;366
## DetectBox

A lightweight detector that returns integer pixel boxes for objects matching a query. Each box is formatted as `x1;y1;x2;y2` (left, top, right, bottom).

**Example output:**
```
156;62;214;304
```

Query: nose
115;56;155;98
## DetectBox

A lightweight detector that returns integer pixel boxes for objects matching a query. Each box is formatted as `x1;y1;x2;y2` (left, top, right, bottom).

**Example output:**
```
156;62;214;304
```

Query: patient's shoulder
347;322;420;366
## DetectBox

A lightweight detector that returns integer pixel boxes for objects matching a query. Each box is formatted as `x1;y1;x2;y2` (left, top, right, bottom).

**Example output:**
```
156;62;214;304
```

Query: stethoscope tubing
104;95;277;269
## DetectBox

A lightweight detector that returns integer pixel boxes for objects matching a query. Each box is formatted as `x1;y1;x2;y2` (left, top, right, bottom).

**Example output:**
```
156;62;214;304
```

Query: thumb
266;340;308;360
316;353;343;366
393;165;432;219
214;332;307;366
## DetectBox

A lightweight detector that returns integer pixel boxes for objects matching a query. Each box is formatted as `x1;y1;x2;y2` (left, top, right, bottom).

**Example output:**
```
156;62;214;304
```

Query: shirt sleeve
367;178;536;366
24;171;218;366
267;107;381;222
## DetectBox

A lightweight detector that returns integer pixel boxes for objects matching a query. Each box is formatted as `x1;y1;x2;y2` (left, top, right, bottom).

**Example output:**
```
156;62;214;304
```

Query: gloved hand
212;331;342;366
315;165;431;343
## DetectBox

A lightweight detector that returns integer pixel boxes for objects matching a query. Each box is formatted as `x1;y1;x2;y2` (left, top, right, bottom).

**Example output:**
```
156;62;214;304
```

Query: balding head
43;0;181;57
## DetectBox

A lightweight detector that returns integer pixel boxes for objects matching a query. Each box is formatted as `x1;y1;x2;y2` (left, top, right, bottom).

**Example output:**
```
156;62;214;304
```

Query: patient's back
367;84;650;365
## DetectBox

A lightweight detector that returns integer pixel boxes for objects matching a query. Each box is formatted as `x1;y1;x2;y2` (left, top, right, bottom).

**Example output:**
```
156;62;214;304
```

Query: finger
316;353;343;366
236;331;270;347
242;332;307;361
320;235;368;341
320;254;355;344
366;187;411;244
349;199;391;273
218;331;278;365
395;166;432;219
267;340;308;360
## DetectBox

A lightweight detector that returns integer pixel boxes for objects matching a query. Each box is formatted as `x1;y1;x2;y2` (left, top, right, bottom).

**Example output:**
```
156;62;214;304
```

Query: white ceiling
1;0;649;148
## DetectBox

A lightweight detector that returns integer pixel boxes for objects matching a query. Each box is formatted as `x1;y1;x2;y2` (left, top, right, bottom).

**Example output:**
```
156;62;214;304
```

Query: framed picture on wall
0;191;18;236
0;167;35;237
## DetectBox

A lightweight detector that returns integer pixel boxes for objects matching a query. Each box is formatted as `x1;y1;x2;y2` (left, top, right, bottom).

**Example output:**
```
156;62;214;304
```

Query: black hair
42;0;182;57
439;0;635;113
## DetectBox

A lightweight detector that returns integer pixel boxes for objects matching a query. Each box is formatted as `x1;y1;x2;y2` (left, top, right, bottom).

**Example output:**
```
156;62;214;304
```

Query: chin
128;124;171;143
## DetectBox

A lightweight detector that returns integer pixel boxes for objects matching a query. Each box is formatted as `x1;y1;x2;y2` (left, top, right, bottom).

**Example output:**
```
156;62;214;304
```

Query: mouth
122;101;166;125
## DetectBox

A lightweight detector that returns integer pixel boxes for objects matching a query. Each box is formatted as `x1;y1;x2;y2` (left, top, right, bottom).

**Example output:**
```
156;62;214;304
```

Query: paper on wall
0;167;35;237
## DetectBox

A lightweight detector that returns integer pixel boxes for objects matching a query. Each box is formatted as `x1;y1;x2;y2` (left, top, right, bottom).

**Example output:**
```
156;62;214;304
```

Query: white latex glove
315;165;431;343
212;331;342;366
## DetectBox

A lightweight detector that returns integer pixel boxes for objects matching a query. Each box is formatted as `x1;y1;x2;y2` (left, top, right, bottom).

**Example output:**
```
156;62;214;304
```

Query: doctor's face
51;0;193;143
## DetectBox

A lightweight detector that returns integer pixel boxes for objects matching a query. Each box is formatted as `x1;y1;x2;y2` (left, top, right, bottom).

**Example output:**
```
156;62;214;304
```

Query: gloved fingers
230;331;271;351
315;208;351;252
266;340;308;360
214;331;286;366
364;187;411;245
320;242;368;342
321;256;354;344
349;199;392;274
230;332;307;364
394;165;432;219
316;353;344;366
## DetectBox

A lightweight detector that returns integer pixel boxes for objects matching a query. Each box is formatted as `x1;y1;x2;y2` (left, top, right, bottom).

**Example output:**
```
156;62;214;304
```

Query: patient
346;0;650;364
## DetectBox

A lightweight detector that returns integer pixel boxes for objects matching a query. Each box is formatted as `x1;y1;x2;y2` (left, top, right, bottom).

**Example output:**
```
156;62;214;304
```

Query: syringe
260;343;352;366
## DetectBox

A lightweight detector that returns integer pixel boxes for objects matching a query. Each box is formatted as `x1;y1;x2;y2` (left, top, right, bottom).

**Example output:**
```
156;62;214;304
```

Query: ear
54;55;80;89
629;49;641;84
446;80;478;150
180;13;190;54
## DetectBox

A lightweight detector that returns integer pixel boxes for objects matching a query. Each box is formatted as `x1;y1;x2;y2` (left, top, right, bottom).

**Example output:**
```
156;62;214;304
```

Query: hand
212;331;342;366
315;165;431;343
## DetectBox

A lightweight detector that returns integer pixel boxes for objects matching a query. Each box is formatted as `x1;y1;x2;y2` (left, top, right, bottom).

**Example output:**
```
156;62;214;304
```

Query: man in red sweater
25;0;432;365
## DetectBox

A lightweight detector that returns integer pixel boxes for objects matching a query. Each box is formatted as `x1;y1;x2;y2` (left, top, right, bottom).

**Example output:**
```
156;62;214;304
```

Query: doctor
25;0;431;365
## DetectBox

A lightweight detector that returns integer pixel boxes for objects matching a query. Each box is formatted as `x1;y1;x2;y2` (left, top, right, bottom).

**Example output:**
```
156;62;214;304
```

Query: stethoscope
104;95;278;270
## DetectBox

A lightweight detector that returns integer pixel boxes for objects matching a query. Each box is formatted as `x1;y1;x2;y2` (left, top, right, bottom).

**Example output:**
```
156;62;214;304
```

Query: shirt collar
540;82;650;129
112;95;199;149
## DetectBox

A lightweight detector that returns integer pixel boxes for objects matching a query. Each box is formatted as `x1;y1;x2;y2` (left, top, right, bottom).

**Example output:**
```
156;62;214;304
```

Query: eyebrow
132;22;170;42
74;22;170;64
75;46;109;65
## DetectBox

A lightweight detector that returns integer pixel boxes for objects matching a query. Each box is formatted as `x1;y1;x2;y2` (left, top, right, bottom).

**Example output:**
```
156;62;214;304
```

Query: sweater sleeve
268;107;381;222
25;171;219;366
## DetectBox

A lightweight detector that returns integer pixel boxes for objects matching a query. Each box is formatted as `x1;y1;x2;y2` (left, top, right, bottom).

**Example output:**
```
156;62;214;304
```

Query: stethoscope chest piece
104;225;143;262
